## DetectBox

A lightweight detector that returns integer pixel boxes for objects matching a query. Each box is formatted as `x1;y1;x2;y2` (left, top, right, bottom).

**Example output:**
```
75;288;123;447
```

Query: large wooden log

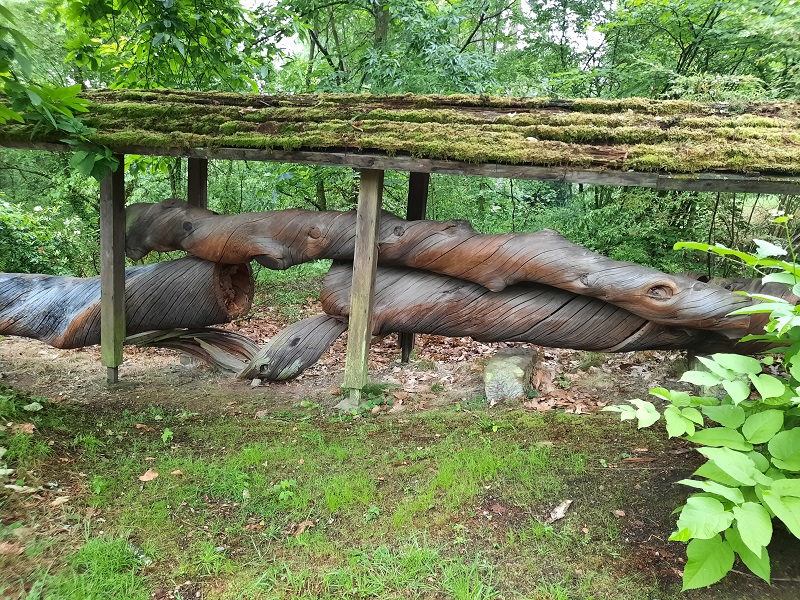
125;200;751;336
321;264;737;352
235;264;752;381
0;257;252;348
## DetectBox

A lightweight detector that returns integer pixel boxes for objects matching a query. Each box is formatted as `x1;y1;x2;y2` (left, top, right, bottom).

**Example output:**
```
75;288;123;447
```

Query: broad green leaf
771;478;800;498
732;502;773;555
687;428;753;452
694;462;745;487
698;447;758;486
747;451;770;472
753;239;787;259
630;399;660;428
762;272;797;285
681;370;721;387
696;356;734;379
749;373;786;400
742;410;784;444
674;496;734;540
768;429;800;471
702;404;745;428
677;479;744;504
725;527;770;583
682;407;704;425
681;535;735;591
664;406;686;438
722;380;751;404
711;354;762;375
761;491;800;537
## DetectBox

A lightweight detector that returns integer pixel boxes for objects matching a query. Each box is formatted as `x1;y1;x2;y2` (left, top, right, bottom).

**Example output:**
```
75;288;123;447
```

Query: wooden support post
100;154;126;383
400;172;430;363
342;169;384;407
187;157;208;209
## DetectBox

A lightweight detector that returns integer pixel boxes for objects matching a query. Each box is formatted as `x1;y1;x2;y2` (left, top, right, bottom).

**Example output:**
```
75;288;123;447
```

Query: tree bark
0;257;252;348
126;200;751;337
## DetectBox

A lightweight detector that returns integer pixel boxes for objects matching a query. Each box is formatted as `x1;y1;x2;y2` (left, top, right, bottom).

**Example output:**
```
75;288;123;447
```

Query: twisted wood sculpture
1;199;780;382
0;257;252;348
126;200;751;337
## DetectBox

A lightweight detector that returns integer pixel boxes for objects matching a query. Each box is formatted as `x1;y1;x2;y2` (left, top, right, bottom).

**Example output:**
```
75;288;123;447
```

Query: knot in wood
308;226;321;239
647;284;674;300
182;221;193;231
393;226;405;237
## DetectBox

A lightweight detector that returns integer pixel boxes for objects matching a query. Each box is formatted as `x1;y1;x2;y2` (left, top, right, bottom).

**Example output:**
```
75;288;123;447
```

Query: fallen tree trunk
125;200;751;337
235;264;751;381
0;258;252;348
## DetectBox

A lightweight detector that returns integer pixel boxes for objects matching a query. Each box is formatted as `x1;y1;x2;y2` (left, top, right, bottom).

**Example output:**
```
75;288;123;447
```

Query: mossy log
0;258;252;348
126;199;751;337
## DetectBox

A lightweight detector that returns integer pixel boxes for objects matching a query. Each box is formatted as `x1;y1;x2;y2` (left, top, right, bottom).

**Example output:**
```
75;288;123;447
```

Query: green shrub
604;229;800;590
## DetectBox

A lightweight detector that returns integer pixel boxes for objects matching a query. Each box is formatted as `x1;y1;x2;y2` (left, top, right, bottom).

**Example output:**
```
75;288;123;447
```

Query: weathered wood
0;258;252;348
100;156;126;382
343;169;384;403
187;157;209;208
4;141;800;194
237;314;348;380
125;200;752;337
400;172;430;363
128;328;259;373
322;265;738;352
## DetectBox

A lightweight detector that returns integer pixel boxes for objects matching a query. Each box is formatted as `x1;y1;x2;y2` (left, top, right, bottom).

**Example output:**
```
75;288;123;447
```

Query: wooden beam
99;154;126;383
187;157;208;208
342;169;384;406
5;141;800;195
400;172;430;363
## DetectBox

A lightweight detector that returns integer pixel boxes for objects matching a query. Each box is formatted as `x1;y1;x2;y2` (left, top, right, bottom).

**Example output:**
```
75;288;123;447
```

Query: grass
253;260;330;321
0;381;740;600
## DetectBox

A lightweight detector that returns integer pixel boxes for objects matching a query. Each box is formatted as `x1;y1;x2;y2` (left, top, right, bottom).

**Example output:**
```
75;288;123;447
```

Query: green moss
3;90;800;176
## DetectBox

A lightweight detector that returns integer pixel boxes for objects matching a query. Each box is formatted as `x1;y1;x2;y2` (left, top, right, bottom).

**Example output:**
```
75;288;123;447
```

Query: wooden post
342;169;384;406
400;172;430;363
100;154;126;383
187;157;208;209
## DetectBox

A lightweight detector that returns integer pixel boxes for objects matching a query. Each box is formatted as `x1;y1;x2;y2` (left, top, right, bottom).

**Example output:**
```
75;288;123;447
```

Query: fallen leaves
170;470;184;476
0;541;24;556
546;499;573;524
138;469;159;482
285;520;315;537
50;496;71;507
134;423;155;432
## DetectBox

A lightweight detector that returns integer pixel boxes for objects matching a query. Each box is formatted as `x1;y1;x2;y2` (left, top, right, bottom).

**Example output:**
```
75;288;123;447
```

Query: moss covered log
1;89;800;175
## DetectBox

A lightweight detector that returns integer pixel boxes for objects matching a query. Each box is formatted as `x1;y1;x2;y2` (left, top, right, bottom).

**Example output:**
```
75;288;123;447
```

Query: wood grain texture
0;258;252;348
343;169;384;393
322;264;739;353
126;200;751;336
238;314;348;380
99;157;126;372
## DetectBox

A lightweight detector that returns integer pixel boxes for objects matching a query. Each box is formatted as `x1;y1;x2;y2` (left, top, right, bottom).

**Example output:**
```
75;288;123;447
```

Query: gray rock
250;378;262;388
484;349;538;404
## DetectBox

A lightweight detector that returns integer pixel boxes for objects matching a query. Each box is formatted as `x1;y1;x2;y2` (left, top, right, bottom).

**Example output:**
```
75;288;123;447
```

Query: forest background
1;0;799;282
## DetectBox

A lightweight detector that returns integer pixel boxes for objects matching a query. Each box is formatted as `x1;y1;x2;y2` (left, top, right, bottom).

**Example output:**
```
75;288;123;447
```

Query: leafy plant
273;478;297;503
604;230;800;590
161;428;174;446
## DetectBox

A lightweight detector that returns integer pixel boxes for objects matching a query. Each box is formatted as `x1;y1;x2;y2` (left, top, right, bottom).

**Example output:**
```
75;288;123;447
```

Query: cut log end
214;263;253;318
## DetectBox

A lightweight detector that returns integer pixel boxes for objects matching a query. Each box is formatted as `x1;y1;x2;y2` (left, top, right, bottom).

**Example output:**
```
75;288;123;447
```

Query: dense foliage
605;230;800;589
1;0;798;278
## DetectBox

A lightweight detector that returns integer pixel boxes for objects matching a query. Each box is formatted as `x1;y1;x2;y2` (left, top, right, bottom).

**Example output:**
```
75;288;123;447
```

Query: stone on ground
484;349;537;404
